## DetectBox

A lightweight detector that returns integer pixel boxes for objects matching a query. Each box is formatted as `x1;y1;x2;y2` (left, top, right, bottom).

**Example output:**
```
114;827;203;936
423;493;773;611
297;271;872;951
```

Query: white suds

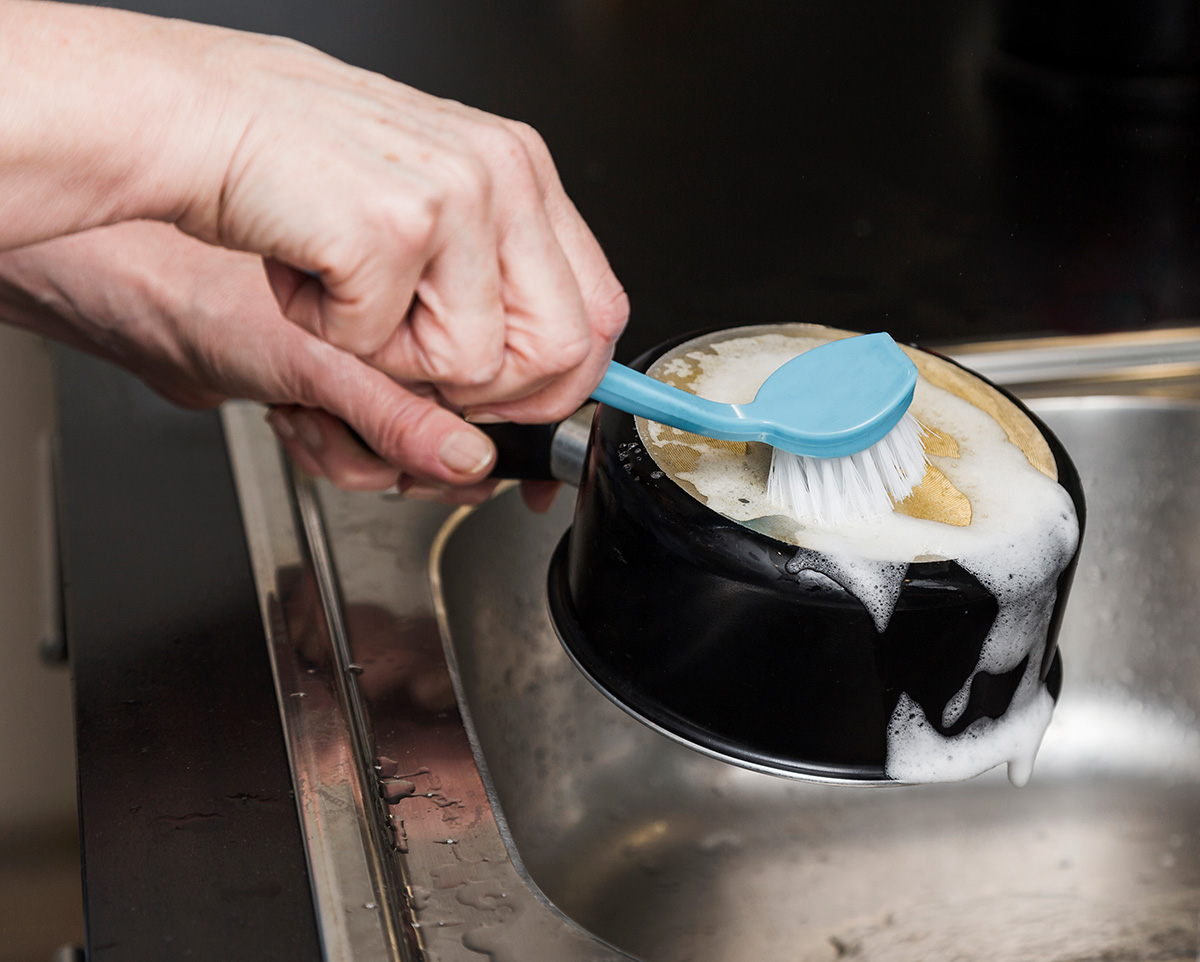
885;687;1056;787
786;549;909;634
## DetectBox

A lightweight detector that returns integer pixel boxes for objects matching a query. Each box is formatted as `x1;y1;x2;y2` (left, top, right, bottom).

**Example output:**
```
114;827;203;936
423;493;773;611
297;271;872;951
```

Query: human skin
0;1;628;497
0;221;553;507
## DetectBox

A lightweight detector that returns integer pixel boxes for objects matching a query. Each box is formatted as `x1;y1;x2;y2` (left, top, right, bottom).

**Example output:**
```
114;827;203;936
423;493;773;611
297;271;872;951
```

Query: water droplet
363;902;377;910
289;692;307;698
382;779;417;802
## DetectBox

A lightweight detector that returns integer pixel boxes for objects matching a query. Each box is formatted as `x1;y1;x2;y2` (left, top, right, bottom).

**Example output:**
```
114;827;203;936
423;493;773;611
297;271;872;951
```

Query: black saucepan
513;327;1085;784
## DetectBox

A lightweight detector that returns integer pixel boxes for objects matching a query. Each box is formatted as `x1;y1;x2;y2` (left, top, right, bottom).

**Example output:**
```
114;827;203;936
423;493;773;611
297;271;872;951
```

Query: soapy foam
886;687;1055;787
785;549;908;634
637;329;1080;785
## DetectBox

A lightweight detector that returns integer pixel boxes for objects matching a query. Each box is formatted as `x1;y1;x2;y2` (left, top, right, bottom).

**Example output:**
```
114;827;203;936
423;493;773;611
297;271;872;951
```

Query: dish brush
591;332;926;525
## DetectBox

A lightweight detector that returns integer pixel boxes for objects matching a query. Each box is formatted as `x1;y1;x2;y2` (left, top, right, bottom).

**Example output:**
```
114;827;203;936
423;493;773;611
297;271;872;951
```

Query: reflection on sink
435;396;1200;962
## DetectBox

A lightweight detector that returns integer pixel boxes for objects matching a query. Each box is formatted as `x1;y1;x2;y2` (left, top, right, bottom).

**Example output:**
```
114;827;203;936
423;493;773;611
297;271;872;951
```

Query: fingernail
439;429;495;475
292;412;323;451
464;412;510;425
267;409;297;441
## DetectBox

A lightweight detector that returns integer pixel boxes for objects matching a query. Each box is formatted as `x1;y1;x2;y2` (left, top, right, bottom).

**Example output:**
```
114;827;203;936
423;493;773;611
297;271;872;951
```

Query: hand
0;221;558;508
1;1;629;437
184;32;629;422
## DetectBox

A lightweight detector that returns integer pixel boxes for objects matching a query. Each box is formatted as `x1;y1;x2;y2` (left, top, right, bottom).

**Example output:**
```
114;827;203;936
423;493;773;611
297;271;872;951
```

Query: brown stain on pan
633;323;1056;538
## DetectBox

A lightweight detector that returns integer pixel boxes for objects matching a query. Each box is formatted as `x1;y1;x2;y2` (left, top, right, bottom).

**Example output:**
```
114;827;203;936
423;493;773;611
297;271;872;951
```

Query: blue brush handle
591;362;753;439
590;334;917;457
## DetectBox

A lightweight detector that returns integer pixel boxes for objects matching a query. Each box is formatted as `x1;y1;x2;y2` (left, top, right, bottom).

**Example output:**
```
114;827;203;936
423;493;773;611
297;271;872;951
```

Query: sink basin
221;329;1200;962
433;395;1200;962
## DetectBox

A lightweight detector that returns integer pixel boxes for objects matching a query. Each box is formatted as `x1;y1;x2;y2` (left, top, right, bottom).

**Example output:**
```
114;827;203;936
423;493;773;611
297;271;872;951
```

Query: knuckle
435;149;492;211
480;120;553;188
483;118;528;154
379;402;465;475
406;199;442;253
558;332;592;369
372;400;432;468
526;394;582;424
524;334;589;380
592;286;631;342
289;358;327;410
375;194;439;259
420;342;501;386
504;119;551;162
310;229;364;278
303;247;399;356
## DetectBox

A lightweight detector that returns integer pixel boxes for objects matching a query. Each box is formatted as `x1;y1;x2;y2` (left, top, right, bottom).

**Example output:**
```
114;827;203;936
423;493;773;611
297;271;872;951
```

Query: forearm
0;225;228;408
0;0;234;249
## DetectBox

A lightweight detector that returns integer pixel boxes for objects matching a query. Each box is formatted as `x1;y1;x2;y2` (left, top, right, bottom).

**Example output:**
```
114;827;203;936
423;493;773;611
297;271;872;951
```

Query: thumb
287;346;498;486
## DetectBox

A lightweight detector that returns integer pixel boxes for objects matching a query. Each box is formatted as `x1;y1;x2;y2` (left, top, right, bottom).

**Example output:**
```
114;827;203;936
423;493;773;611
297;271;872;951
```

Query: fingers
316;163;511;378
369;215;591;407
359;122;594;406
202;46;626;420
459;280;628;424
249;117;593;403
4;216;516;511
265;332;503;487
263;389;558;513
399;475;499;506
265;401;503;505
260;188;433;358
451;125;630;422
266;405;401;491
176;223;511;495
520;480;562;514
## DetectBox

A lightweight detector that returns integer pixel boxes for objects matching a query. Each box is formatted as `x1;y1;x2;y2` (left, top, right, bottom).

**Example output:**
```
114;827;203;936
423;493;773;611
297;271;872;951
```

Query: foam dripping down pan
491;323;1085;786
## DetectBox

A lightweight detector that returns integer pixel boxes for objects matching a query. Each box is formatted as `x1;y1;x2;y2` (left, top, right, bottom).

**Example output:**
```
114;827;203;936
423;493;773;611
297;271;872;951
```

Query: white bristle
767;412;927;526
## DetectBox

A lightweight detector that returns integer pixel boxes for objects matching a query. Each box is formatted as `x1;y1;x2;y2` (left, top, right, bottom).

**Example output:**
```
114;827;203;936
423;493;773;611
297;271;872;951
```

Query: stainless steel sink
224;329;1200;962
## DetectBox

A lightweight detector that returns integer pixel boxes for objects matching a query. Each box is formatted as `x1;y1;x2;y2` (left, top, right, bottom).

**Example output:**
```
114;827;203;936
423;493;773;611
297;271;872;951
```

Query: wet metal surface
223;406;407;962
224;330;1200;961
434;396;1200;961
